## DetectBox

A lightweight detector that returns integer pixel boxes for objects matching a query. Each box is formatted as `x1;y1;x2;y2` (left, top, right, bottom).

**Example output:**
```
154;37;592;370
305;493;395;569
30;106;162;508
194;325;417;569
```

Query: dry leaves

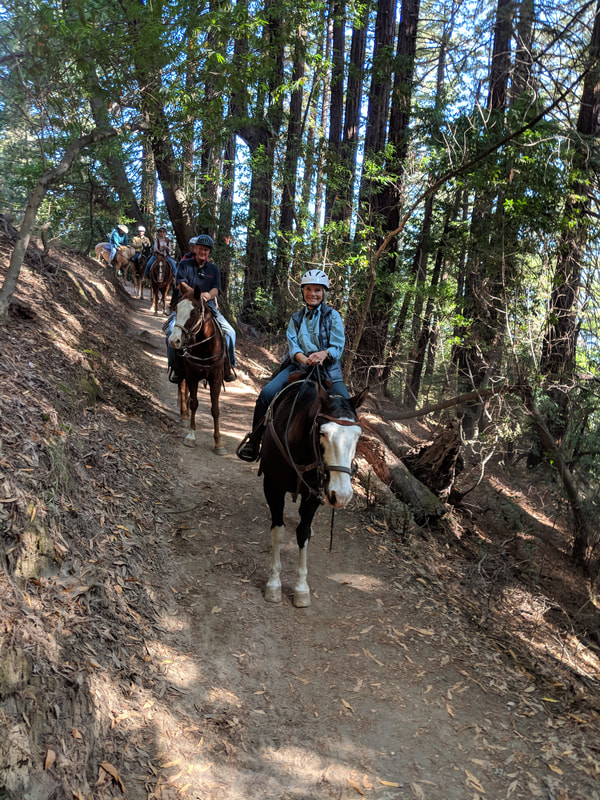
98;760;125;793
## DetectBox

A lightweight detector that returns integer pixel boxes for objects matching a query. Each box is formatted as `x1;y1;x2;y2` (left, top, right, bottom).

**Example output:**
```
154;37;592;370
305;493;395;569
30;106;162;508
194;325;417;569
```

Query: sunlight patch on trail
327;572;386;592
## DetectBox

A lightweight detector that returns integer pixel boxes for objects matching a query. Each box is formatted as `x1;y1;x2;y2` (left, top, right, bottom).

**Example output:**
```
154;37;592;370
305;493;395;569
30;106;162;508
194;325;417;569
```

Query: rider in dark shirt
166;234;236;383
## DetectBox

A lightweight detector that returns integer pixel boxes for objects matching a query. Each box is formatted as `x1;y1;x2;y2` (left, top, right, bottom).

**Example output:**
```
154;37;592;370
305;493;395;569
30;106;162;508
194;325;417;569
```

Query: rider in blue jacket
109;224;129;266
237;269;350;461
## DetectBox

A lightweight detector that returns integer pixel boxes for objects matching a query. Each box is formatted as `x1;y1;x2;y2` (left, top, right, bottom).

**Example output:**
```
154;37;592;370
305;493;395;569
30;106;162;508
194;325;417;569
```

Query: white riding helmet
300;269;330;289
138;225;146;232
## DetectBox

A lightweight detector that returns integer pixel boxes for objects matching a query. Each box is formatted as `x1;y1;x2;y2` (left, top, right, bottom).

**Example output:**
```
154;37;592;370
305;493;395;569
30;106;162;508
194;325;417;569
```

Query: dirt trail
126;293;599;800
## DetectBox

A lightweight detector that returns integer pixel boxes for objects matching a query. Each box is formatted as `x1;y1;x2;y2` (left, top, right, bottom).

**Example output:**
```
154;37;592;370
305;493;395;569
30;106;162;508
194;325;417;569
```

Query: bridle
150;254;173;284
263;376;361;504
172;296;225;369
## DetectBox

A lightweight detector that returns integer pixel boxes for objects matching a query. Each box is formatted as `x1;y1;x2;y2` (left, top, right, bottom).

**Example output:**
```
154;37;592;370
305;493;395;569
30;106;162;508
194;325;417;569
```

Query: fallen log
402;419;464;501
357;432;446;524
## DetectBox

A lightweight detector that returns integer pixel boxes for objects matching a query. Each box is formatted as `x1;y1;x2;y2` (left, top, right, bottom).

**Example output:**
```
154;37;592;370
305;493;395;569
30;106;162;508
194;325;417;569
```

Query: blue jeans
166;305;236;370
251;364;349;429
145;255;176;276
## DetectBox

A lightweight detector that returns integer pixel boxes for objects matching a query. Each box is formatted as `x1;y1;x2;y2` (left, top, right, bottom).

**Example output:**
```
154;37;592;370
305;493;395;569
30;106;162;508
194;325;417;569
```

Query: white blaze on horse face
169;298;194;350
320;421;361;507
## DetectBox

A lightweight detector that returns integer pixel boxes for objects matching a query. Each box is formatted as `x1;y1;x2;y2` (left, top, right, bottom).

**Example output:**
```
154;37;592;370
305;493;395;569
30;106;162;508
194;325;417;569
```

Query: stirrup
236;433;259;462
224;365;237;383
168;366;181;384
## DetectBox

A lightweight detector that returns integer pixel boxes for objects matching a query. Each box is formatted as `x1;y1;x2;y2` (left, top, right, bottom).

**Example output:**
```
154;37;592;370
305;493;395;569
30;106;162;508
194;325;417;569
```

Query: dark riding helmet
196;234;214;250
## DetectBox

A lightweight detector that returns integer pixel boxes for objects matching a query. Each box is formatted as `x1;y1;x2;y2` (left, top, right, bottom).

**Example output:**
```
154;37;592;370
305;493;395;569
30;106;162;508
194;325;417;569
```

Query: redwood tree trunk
540;0;600;440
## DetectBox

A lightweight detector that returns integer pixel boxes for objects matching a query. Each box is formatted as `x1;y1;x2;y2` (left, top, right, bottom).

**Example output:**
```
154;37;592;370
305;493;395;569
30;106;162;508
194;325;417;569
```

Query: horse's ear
351;386;369;409
179;280;193;298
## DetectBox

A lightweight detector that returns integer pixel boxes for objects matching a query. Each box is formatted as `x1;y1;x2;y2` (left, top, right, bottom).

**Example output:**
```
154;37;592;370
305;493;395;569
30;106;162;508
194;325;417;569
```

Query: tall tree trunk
405;201;456;407
217;135;236;301
455;0;514;438
540;0;600;443
88;79;144;226
300;91;318;233
399;3;454;405
324;0;345;224
402;192;434;407
122;4;195;252
233;0;284;325
351;0;421;385
274;33;305;320
350;0;397;382
140;122;157;228
334;4;368;233
313;18;332;245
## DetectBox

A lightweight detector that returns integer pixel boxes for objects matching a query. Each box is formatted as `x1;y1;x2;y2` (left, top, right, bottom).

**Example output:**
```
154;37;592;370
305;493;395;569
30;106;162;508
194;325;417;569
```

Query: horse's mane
274;380;320;442
273;379;357;442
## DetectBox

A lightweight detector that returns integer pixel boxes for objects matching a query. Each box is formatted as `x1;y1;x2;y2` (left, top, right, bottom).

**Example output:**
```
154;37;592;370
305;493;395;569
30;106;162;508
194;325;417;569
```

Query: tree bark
217;135;236;300
334;6;368;232
324;0;345;224
274;32;305;320
357;432;447;523
540;0;600;438
88;83;144;226
454;0;514;438
351;0;419;384
232;0;284;325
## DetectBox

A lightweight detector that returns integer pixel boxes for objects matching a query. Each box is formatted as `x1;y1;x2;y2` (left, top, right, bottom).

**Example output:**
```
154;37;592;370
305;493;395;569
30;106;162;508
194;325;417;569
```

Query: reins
264;367;361;514
175;298;225;369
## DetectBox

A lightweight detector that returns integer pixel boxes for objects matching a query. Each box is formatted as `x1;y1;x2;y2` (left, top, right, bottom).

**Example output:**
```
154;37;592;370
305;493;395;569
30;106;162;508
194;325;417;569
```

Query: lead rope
329;507;335;552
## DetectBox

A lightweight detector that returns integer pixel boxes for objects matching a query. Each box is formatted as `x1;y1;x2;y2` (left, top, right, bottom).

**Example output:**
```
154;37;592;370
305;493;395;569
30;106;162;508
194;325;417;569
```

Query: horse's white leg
293;539;311;608
265;525;285;603
183;429;196;447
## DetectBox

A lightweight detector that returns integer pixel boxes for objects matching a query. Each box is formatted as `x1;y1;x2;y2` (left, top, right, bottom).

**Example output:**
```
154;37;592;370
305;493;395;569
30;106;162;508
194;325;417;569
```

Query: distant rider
109;224;129;267
131;225;152;270
145;227;177;276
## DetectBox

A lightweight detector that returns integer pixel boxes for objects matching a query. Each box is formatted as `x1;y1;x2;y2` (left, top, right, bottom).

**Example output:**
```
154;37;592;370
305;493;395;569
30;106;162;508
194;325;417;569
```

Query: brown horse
95;242;136;282
131;253;148;300
149;253;174;315
259;378;367;607
168;283;226;453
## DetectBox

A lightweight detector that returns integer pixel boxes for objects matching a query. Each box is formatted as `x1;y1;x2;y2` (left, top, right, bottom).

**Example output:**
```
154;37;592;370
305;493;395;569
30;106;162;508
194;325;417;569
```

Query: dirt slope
1;239;599;800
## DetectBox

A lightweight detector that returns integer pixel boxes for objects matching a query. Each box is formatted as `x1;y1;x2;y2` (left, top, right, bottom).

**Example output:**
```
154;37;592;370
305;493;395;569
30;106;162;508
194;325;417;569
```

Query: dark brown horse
131;253;148;299
168;283;226;453
259;378;367;607
149;253;174;315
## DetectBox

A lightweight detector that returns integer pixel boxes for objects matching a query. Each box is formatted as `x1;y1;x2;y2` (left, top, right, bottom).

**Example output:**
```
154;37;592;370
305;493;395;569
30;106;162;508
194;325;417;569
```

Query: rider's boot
236;423;264;462
223;354;236;382
167;364;182;384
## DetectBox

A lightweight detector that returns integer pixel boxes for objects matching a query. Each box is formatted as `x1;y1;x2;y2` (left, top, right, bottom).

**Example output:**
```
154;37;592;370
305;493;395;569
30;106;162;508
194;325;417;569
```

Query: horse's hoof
293;591;311;608
214;446;227;456
183;437;196;447
265;585;282;603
